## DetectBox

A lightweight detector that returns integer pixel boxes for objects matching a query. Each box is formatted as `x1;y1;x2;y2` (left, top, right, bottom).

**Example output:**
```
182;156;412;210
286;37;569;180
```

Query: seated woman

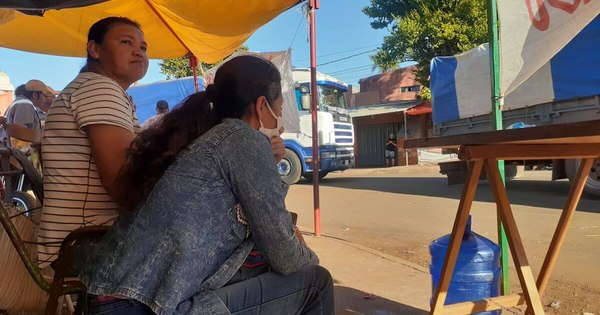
38;16;148;267
80;55;334;315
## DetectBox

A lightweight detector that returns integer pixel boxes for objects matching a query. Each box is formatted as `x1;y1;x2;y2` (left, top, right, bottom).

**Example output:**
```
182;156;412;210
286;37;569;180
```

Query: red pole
309;0;321;237
188;55;200;92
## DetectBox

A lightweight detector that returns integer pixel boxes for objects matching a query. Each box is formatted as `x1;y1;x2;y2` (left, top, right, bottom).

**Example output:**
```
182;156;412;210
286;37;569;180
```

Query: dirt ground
287;165;600;314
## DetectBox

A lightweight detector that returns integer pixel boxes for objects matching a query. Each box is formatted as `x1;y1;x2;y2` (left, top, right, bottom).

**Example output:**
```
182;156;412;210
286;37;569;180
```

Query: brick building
349;66;432;167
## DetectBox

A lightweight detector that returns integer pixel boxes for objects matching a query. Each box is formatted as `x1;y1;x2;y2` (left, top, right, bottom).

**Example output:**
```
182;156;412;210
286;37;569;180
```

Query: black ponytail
116;55;282;210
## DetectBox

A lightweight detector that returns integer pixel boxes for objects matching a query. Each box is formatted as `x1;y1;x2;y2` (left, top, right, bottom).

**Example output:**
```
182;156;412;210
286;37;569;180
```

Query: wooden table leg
485;159;545;314
430;160;484;315
523;158;595;315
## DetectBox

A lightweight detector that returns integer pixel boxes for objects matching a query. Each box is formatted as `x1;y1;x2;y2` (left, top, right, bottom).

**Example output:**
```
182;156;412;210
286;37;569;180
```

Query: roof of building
349;100;423;118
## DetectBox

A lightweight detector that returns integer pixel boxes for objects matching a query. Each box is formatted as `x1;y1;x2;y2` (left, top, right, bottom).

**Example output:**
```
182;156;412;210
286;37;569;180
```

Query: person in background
385;133;397;167
0;80;57;174
80;55;334;315
37;16;149;267
38;83;58;122
141;99;169;128
1;80;56;152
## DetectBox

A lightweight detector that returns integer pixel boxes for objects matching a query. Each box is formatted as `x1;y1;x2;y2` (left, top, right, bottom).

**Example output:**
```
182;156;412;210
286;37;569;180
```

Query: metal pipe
487;0;510;294
403;110;408;166
309;0;321;237
189;55;200;92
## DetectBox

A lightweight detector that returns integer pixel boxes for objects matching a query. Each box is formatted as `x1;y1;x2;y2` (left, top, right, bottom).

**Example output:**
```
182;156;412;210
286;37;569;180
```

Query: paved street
288;165;600;314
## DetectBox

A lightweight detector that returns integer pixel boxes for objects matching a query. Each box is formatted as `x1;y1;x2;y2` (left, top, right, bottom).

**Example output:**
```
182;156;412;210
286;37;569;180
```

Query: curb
299;228;430;274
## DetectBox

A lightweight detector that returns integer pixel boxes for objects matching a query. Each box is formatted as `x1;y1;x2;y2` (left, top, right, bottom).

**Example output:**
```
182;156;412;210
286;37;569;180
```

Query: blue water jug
429;216;501;315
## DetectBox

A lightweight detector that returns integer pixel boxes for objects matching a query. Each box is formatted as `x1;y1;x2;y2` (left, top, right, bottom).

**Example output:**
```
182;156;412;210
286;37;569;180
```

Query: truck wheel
278;149;302;185
303;171;328;182
565;158;600;197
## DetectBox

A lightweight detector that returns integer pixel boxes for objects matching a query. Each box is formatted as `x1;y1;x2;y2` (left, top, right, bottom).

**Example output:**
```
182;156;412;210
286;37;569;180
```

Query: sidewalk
303;232;431;315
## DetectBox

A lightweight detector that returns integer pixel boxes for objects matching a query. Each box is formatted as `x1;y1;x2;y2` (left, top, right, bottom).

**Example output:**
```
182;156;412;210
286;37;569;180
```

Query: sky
0;0;392;92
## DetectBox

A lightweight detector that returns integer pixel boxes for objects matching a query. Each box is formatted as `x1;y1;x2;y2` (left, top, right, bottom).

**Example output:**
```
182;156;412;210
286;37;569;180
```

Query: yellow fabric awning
0;0;300;62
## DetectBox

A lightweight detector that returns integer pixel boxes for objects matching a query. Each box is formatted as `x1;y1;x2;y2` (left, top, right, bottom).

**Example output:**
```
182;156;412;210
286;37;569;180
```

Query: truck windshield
318;86;347;109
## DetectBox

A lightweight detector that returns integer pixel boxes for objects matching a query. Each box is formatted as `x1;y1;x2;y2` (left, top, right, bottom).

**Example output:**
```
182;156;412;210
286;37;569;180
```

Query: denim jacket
79;119;319;315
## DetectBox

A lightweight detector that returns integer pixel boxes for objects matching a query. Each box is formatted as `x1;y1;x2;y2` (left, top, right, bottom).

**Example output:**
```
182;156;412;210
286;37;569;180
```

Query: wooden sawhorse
430;143;599;314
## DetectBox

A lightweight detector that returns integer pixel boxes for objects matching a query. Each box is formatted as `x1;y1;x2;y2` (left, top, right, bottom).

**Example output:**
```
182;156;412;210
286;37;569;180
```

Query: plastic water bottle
429;216;501;315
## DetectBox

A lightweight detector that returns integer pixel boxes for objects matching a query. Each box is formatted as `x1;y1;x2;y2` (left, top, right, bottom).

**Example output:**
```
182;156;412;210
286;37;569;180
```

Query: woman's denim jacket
79;119;319;315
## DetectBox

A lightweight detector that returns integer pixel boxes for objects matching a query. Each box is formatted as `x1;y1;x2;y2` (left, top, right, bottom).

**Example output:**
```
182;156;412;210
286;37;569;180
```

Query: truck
127;54;355;185
279;68;355;185
429;16;600;196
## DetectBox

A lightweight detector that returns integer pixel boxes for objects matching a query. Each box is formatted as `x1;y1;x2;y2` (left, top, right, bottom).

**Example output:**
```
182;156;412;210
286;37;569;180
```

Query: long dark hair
117;55;282;209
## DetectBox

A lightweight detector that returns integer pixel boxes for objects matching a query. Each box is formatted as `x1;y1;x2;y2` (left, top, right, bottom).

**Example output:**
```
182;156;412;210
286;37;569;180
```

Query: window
318;86;347;109
401;85;420;93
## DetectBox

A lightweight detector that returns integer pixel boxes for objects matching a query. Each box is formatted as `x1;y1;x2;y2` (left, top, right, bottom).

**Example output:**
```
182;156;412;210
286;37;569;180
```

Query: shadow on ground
300;176;600;214
334;285;428;315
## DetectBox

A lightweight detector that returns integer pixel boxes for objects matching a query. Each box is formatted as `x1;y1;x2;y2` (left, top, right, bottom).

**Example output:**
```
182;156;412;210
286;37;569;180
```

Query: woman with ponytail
80;55;334;315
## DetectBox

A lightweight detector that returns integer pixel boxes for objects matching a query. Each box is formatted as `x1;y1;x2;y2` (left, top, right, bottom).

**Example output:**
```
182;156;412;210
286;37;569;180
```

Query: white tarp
202;49;300;133
498;0;600;98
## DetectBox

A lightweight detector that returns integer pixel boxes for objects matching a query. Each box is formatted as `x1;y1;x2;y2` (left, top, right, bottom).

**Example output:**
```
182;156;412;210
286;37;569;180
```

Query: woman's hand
270;132;285;163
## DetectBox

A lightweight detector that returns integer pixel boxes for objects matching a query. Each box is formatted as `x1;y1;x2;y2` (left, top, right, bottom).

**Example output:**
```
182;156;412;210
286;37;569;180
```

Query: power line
288;11;305;48
333;71;377;82
329;64;376;75
294;44;380;63
317;48;378;67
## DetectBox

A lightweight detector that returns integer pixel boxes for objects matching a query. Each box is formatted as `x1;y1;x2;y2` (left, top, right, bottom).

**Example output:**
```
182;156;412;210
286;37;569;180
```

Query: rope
0;203;48;313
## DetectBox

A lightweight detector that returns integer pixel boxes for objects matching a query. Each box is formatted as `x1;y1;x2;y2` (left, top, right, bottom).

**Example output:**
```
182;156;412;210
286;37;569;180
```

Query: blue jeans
88;264;333;315
88;299;154;315
214;264;334;315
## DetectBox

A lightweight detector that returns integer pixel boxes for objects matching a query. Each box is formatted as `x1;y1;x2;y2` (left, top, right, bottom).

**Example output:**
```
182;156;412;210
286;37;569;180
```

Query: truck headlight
321;152;336;159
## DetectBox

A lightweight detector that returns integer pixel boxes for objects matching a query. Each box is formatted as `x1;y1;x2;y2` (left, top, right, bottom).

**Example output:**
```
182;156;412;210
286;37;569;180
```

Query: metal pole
487;0;510;294
309;0;321;237
189;55;200;92
403;110;408;166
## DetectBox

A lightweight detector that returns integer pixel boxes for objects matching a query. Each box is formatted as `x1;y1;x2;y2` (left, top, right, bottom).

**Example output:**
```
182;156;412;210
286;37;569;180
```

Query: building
349;66;432;167
0;71;14;114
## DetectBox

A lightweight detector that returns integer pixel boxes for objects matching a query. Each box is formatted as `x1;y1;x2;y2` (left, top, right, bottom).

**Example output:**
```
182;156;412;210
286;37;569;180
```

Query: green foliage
159;46;249;79
364;0;488;86
419;86;431;101
158;58;194;79
362;0;416;30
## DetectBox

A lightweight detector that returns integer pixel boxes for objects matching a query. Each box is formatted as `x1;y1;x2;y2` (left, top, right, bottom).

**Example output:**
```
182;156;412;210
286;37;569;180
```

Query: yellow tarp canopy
0;0;300;62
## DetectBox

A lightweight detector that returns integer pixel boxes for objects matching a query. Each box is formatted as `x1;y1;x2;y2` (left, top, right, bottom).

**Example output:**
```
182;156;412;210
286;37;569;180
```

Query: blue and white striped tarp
430;16;600;125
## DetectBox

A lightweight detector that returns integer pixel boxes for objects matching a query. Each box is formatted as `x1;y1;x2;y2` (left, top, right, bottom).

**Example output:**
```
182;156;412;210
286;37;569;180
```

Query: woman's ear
254;96;268;117
242;98;262;130
87;40;100;59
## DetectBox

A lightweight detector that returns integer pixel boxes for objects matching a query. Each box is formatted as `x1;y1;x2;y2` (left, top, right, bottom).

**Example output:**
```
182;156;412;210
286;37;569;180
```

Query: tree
363;0;416;30
159;46;249;79
363;0;488;85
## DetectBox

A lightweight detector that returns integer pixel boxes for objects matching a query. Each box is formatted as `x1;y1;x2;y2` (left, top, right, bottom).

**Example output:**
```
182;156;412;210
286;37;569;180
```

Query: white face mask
258;100;283;138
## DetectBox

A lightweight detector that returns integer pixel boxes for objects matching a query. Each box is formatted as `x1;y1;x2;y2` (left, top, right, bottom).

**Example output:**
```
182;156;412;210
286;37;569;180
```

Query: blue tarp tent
127;77;203;123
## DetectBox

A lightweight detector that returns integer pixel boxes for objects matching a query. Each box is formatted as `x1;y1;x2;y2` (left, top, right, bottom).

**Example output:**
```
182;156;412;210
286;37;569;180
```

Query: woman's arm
70;77;137;206
86;124;134;206
217;128;318;275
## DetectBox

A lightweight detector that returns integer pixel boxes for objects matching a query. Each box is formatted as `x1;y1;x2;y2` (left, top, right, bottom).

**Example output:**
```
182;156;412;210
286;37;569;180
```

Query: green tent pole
487;0;510;294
